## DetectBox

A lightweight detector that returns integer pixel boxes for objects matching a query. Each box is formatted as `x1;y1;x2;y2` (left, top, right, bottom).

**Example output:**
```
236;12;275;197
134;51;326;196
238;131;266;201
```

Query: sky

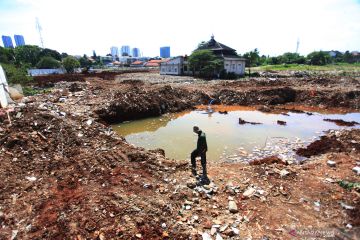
0;0;359;57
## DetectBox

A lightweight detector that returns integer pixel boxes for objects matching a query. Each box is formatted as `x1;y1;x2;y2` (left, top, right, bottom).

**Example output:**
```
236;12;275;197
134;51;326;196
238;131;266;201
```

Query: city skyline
0;0;359;57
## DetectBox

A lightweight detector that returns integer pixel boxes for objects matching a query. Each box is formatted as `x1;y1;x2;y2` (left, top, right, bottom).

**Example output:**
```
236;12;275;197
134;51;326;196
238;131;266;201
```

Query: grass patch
23;86;52;96
251;63;360;72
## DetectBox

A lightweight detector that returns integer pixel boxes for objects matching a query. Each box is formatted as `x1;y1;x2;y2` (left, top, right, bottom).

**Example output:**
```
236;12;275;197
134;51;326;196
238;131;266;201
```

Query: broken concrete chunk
243;187;256;198
220;224;228;232
230;227;240;235
228;201;238;213
202;232;212;240
280;169;290;177
210;227;217;235
215;233;224;240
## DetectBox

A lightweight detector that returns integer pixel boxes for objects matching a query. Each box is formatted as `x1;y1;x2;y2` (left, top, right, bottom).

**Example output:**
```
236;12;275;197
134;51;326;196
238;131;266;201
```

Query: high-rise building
14;35;25;47
160;46;170;58
110;46;119;60
2;35;14;48
132;48;140;57
121;45;131;56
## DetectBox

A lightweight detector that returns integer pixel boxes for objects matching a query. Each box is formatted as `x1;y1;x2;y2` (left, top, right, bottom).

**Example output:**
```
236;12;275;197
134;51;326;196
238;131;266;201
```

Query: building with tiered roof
160;35;245;76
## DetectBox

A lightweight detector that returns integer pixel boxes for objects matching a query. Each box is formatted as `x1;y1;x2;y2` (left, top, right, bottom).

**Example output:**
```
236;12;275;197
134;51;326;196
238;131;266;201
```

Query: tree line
0;45;95;84
242;48;360;67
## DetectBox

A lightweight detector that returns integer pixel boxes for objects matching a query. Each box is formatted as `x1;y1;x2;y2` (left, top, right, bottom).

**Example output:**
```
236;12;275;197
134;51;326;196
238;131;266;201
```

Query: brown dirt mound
33;74;86;87
0;106;189;239
95;85;210;123
296;136;344;157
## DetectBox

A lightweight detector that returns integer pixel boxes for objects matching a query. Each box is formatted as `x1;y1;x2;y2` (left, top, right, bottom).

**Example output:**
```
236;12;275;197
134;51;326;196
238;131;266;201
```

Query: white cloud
1;0;359;56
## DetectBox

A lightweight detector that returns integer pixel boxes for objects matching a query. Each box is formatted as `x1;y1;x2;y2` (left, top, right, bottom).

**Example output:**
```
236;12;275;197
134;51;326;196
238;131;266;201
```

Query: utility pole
36;17;44;48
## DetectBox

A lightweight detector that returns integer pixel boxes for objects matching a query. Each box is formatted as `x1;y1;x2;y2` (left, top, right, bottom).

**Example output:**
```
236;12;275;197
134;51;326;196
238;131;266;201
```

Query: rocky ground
0;71;359;239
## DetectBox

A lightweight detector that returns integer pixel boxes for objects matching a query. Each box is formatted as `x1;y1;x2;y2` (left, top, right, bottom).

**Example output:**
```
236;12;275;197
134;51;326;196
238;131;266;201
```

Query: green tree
266;56;281;65
279;52;305;64
342;51;354;63
62;56;80;73
1;63;32;85
14;45;42;67
36;56;62;69
188;49;224;79
307;51;331;65
39;48;62;61
0;47;15;64
79;54;93;68
243;48;260;67
61;52;69;59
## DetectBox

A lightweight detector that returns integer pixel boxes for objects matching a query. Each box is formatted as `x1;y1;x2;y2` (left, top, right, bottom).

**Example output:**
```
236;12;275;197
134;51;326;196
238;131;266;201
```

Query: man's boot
191;168;197;177
201;166;210;185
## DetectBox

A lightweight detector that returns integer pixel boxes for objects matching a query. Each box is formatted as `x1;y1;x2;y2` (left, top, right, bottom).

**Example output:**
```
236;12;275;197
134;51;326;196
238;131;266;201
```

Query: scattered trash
11;230;18;240
314;201;321;211
327;160;336;167
352;166;360;175
339;202;355;210
25;176;37;182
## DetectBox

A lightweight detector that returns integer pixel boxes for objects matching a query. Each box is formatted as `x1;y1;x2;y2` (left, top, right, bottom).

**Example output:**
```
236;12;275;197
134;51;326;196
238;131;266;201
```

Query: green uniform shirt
197;131;208;152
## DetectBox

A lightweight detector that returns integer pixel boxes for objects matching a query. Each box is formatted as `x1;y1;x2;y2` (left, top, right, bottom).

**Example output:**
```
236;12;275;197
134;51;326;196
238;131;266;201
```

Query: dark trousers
191;149;207;177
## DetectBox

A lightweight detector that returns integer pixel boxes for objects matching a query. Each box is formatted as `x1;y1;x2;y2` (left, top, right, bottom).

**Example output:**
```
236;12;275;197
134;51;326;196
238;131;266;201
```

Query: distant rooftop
196;35;236;52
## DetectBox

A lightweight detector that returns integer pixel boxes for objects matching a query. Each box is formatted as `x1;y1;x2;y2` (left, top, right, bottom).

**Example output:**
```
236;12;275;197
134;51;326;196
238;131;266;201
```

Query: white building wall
28;68;66;76
224;58;245;75
160;57;182;75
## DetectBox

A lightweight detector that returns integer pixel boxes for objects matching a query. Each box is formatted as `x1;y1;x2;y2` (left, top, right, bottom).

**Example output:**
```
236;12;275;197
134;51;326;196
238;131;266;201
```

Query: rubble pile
0;104;191;239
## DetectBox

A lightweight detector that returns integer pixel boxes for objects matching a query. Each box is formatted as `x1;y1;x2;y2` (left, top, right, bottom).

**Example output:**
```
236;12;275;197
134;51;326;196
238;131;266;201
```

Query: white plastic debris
25;176;37;182
352;166;360;175
340;202;355;210
327;160;336;167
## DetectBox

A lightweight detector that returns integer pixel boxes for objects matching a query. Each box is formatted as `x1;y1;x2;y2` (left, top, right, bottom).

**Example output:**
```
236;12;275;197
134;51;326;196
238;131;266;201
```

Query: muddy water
112;106;360;163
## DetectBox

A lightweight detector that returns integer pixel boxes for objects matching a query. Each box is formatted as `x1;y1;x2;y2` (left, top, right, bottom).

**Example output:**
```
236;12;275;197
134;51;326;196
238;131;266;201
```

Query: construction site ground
0;71;359;240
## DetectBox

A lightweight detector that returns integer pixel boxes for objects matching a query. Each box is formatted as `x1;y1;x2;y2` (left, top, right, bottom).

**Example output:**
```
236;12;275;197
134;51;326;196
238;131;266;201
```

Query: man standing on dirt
191;126;209;184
